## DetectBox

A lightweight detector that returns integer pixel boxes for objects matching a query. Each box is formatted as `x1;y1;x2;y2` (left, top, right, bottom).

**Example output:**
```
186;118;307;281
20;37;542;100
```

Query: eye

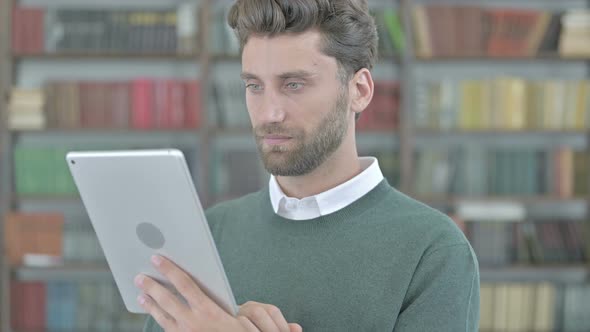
285;82;303;90
246;83;263;91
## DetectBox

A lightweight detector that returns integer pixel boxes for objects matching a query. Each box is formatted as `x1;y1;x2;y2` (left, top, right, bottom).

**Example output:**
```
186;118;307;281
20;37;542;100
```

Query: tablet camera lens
71;160;76;165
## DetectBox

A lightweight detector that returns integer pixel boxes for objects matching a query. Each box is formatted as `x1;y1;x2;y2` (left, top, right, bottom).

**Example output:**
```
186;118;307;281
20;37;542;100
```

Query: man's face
241;30;351;176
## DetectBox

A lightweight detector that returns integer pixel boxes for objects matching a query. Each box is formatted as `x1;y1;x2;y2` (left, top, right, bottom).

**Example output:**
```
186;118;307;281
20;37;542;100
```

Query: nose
259;88;286;123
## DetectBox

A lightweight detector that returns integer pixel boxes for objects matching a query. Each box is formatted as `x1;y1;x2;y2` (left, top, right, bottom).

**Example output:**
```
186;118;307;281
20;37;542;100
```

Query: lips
262;135;292;145
265;135;291;139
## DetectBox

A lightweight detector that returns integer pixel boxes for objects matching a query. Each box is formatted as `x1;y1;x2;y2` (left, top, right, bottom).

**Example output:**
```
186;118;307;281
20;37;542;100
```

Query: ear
348;68;374;115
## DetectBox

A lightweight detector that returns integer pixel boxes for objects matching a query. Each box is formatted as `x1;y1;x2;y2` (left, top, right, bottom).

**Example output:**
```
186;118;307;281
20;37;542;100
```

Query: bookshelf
480;266;589;284
0;0;14;329
0;0;590;331
14;53;200;60
1;0;206;330
398;0;416;192
405;0;590;330
415;55;590;63
13;265;111;282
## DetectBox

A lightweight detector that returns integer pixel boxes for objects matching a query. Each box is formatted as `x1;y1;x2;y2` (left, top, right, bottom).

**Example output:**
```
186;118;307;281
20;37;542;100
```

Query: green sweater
144;180;480;331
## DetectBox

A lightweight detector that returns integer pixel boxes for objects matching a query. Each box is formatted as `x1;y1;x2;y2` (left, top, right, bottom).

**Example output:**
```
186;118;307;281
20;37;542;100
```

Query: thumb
289;323;302;332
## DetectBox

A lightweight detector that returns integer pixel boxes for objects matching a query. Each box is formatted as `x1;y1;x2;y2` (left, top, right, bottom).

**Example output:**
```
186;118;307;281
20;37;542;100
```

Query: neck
275;131;361;199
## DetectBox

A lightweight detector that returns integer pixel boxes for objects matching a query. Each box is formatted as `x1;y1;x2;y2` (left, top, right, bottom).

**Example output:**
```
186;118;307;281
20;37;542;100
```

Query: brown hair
227;0;378;83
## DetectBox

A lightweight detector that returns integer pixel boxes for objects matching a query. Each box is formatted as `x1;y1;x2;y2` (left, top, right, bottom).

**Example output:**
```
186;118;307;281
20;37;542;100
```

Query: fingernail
137;295;146;305
151;255;163;266
134;274;144;287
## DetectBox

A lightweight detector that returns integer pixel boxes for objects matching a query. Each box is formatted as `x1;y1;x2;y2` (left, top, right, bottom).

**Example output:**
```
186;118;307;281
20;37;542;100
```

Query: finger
263;304;291;332
237;316;261;332
136;274;189;321
241;301;290;332
239;302;281;331
152;255;218;311
289;323;303;332
138;293;177;331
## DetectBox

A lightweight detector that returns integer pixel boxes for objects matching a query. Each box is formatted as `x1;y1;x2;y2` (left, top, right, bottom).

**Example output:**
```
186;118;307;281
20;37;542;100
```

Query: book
479;282;560;331
11;7;44;54
416;78;590;131
10;281;46;330
537;283;558;331
7;88;46;130
357;81;400;131
486;9;549;57
4;212;64;266
382;9;405;53
412;4;568;58
21;7;194;54
559;10;590;57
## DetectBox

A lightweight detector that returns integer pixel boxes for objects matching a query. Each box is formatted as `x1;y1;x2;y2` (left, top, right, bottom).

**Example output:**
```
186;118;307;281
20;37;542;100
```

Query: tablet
66;149;237;315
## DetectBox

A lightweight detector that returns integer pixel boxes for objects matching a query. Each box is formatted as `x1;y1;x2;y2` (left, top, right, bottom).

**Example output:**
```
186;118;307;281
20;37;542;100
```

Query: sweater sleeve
393;244;480;332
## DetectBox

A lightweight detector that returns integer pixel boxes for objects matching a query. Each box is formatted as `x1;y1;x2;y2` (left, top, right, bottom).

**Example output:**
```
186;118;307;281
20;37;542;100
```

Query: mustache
254;124;300;138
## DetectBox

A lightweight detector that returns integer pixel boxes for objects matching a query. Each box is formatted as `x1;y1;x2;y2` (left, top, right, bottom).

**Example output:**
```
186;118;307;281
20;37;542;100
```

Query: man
140;0;480;331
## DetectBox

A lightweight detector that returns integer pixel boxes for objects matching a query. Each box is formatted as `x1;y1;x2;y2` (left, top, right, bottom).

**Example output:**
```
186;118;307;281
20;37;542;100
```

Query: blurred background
0;0;589;331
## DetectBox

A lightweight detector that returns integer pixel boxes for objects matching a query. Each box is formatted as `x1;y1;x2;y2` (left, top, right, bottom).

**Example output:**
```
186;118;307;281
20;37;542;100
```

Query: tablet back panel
66;149;236;315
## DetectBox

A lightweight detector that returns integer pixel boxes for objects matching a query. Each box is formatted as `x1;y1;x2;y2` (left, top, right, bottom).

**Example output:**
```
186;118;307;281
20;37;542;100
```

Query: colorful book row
415;78;590;131
413;5;561;58
8;80;201;130
414;147;589;197
468;221;590;267
210;79;399;130
11;280;144;331
13;146;197;196
12;6;198;54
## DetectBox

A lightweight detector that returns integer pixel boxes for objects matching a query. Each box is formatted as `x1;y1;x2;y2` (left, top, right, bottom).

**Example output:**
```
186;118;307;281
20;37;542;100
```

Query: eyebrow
240;70;317;81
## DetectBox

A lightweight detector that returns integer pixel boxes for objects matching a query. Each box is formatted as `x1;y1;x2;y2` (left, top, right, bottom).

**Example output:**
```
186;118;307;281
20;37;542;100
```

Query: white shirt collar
269;157;384;220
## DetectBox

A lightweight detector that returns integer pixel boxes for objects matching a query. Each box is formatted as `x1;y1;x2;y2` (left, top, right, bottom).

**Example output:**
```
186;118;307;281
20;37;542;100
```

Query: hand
135;255;302;332
239;301;303;332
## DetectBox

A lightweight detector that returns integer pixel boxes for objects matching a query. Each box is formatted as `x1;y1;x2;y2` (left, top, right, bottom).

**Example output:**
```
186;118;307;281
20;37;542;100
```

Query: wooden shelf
417;195;588;205
210;53;402;63
208;128;399;136
208;127;252;135
413;130;588;149
203;53;394;63
13;196;81;204
417;196;588;220
11;128;201;135
12;129;584;138
14;330;140;332
207;129;399;151
12;264;111;282
379;54;401;63
11;129;202;147
415;129;588;135
13;53;200;61
210;53;240;61
415;54;590;62
15;263;589;284
480;266;589;283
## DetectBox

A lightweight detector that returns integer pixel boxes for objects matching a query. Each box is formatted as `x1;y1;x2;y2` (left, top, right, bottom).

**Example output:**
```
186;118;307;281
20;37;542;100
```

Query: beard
254;87;350;176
